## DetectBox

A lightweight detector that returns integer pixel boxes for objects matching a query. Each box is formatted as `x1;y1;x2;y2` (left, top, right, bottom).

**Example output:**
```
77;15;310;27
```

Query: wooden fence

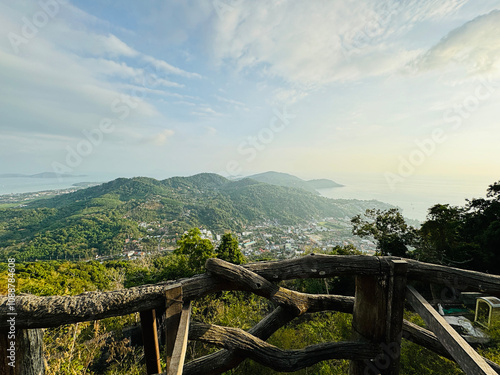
1;255;500;374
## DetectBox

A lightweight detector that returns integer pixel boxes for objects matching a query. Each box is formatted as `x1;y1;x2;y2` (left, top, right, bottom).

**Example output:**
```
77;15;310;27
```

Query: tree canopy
351;208;417;256
351;180;500;274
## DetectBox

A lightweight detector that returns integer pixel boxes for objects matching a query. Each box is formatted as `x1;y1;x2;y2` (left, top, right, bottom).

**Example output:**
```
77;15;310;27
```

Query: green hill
247;171;343;194
0;173;391;261
307;178;344;189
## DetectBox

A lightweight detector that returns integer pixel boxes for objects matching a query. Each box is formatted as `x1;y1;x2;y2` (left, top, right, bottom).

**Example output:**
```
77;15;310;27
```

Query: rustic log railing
1;255;500;375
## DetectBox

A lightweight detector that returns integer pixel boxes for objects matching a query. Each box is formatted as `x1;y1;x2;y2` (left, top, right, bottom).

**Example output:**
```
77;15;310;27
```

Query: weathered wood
3;255;500;330
384;260;408;374
350;272;388;375
245;254;386;281
0;329;45;375
164;285;183;372
168;302;191;375
183;291;355;375
404;258;500;297
406;285;497;375
402;320;500;374
184;305;298;375
206;258;311;314
0;274;234;330
140;309;162;375
189;321;381;372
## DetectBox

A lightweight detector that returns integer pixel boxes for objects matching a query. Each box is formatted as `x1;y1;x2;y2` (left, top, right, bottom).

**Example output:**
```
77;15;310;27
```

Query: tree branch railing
1;255;500;375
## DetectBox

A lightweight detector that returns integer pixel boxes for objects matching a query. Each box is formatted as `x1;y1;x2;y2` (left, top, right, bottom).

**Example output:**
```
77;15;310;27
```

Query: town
117;217;377;262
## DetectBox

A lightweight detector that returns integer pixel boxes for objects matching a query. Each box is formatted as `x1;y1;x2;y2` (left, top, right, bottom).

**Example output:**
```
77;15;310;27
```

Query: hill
0;173;391;261
307;178;344;189
246;171;343;194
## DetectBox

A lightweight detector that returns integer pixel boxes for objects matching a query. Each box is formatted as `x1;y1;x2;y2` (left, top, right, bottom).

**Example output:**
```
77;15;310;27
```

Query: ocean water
0;176;107;195
318;174;495;222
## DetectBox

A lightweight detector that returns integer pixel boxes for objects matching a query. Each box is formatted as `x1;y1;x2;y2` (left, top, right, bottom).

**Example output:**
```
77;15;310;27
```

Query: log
167;302;191;375
406;285;496;375
0;329;45;375
350;260;408;375
140;309;162;375
207;258;321;315
402;320;500;374
404;259;500;297
3;255;500;330
184;305;300;375
183;291;355;375
245;254;386;281
350;273;388;375
0;275;229;330
189;321;381;372
165;285;183;372
384;260;408;374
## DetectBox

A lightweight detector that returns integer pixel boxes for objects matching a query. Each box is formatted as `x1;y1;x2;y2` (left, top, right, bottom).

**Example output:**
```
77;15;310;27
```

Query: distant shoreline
0;172;87;179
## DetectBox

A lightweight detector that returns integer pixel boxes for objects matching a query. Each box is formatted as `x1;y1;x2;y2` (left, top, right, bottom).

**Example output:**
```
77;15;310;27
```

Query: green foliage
216;232;245;265
0;174;392;261
400;312;463;374
351;208;418;256
416;204;470;265
414;180;500;272
174;227;216;273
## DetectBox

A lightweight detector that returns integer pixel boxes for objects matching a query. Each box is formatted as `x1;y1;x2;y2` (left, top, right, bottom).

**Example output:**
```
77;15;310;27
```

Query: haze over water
317;174;494;222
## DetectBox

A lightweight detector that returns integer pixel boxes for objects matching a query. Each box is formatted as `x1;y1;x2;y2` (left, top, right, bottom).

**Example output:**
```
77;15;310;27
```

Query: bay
318;174;494;222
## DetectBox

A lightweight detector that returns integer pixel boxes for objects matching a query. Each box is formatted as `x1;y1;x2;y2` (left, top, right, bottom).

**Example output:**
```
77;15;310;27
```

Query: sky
1;0;500;190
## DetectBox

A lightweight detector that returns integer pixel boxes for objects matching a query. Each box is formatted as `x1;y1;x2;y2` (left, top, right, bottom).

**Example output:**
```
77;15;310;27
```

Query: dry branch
183;292;354;375
206;258;354;315
189;321;380;372
183;306;297;375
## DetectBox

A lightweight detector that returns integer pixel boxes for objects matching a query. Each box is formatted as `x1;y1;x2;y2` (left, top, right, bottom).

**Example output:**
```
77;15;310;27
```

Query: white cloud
208;0;468;88
191;106;224;118
142;55;202;79
151;129;175;146
411;10;500;76
57;32;139;58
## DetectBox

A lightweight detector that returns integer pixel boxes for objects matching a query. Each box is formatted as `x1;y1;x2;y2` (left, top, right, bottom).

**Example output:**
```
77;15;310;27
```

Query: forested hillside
0;173;391;261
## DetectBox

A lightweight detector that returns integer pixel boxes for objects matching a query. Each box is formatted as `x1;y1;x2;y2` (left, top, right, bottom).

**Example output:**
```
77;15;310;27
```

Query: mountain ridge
246;171;343;194
0;173;391;261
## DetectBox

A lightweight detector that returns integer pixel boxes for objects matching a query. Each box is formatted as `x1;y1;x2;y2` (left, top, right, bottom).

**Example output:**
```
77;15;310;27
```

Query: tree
174;228;216;273
413;180;500;273
461;180;500;272
216;232;245;265
416;204;466;264
351;208;417;256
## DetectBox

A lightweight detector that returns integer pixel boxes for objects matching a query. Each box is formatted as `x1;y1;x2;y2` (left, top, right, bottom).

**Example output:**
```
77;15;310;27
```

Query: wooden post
168;301;191;375
385;260;408;375
0;329;45;375
350;259;407;375
140;309;162;375
406;285;497;375
164;285;183;373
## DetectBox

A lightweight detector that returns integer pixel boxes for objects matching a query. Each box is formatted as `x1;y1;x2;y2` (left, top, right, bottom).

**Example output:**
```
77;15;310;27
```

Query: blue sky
1;0;500;187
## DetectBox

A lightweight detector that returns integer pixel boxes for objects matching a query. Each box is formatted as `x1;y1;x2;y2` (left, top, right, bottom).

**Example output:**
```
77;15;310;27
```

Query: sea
0;175;113;196
318;174;496;222
0;173;495;223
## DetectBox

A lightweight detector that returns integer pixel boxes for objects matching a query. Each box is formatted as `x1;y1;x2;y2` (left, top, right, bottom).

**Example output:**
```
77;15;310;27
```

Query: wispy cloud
410;10;500;76
191;106;224;118
208;0;469;88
